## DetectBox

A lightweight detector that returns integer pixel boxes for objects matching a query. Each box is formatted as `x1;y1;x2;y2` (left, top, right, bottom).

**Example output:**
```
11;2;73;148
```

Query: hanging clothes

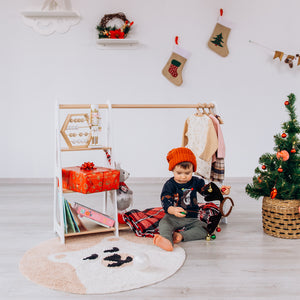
182;114;218;179
209;114;226;182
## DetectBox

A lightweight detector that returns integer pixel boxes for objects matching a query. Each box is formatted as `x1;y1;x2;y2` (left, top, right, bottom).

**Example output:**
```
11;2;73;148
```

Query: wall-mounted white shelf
22;10;79;18
21;10;80;35
97;39;139;50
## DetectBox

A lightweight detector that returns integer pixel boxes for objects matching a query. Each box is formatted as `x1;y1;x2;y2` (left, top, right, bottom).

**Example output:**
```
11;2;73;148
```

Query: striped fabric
210;158;225;182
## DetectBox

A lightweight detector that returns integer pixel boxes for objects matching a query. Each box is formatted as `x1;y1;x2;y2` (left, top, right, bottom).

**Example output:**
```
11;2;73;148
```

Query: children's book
69;204;87;232
64;199;75;233
74;202;115;228
64;199;83;233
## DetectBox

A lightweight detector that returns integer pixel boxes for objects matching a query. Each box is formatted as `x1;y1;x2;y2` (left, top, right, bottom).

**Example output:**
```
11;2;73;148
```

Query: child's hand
221;185;231;195
168;206;186;218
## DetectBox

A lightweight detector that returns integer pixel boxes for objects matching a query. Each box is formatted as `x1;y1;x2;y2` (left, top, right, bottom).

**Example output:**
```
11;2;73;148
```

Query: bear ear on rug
201;182;234;217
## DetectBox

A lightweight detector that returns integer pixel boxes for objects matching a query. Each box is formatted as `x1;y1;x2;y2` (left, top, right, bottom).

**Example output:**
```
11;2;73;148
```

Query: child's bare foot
153;235;173;251
172;232;183;244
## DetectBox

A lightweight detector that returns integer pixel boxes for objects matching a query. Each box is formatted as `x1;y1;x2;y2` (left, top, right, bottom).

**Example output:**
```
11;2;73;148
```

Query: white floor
1;179;300;299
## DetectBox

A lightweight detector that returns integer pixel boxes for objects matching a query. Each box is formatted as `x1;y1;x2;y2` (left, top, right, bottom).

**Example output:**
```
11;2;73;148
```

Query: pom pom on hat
167;147;197;172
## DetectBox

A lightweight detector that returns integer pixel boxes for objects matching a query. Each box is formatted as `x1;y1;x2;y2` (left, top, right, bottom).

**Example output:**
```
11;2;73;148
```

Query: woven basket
262;196;300;239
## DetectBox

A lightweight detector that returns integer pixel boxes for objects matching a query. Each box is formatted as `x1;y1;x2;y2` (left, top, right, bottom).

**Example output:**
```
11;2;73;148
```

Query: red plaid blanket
123;204;220;238
123;207;165;238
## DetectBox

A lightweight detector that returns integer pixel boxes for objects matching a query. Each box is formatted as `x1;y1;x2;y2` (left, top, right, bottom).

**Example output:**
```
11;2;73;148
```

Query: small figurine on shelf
89;105;101;147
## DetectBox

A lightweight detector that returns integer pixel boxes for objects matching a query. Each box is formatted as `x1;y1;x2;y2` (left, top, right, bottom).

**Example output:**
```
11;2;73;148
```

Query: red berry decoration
262;165;266;170
278;167;283;173
291;148;296;153
284;100;289;106
281;133;287;138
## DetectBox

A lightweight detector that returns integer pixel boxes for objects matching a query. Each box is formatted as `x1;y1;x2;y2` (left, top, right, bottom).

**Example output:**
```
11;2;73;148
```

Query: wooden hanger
206;103;224;124
195;103;211;116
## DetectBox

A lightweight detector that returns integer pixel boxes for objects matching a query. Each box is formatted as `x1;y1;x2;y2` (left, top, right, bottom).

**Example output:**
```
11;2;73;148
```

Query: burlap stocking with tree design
162;44;191;86
208;10;232;57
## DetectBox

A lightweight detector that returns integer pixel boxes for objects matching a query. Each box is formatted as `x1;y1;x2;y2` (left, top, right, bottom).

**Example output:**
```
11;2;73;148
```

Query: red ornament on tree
276;150;289;161
291;148;296;153
278;167;283;173
284;100;290;106
281;133;287;138
270;187;278;199
262;165;266;170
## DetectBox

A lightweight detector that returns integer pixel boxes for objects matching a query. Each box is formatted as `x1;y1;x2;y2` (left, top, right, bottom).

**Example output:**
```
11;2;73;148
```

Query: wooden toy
89;104;102;147
60;113;92;149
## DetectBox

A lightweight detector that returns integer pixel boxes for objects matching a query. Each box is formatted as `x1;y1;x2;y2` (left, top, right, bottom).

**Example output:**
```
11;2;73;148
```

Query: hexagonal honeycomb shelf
60;113;92;149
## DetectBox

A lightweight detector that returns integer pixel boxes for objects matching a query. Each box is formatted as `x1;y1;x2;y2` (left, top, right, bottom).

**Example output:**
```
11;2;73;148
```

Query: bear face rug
19;231;185;294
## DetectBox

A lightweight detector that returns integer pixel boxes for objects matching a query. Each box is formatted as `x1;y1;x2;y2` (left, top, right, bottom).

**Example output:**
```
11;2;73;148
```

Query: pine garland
246;93;300;200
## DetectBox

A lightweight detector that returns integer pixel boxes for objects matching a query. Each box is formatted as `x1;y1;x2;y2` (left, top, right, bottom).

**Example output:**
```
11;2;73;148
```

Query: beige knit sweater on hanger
182;114;218;179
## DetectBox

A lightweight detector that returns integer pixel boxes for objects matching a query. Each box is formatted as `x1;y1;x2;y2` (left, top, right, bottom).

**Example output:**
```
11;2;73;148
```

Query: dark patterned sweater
160;176;205;218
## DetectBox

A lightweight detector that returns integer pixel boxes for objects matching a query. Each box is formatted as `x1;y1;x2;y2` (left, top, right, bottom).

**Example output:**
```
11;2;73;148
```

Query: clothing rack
59;102;223;124
59;103;215;109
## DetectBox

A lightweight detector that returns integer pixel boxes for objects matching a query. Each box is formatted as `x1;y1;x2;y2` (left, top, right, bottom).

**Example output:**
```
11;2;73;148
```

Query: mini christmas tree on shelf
246;93;300;200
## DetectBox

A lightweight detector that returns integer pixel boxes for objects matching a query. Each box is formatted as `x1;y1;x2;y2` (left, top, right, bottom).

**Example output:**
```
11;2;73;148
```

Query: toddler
153;147;229;251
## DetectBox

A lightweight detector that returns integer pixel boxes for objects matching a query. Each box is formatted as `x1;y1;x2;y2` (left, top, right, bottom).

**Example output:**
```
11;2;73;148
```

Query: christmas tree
246;93;300;200
211;33;224;47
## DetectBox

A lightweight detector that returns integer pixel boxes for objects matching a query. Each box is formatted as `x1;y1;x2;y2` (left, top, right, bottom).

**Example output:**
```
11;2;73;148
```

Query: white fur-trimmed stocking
208;9;232;57
162;40;191;86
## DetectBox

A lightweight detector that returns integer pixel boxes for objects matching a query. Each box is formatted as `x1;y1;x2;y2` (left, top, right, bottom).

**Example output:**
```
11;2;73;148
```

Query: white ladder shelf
54;101;124;243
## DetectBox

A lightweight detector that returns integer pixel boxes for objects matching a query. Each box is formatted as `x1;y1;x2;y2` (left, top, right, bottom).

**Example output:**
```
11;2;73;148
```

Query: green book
64;199;76;233
67;201;80;232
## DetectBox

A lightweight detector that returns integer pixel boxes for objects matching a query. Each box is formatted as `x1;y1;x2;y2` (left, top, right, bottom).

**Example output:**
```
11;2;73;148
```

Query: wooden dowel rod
59;103;215;109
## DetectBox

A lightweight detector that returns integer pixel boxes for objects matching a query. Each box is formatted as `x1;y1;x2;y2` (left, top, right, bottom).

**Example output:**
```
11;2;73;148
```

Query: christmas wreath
96;12;134;39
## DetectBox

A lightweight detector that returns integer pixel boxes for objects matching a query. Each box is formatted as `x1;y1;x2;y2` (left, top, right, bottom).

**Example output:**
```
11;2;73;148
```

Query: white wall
1;0;300;179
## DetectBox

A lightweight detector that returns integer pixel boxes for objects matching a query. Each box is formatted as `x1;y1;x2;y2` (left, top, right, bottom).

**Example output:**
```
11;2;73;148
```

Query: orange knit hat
167;147;197;172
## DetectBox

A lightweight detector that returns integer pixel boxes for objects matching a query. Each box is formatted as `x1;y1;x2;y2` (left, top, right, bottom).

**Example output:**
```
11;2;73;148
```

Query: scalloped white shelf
21;10;80;35
97;38;139;50
22;10;79;17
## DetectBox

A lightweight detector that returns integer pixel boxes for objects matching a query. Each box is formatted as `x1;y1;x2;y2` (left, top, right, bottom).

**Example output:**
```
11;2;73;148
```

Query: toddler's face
173;164;193;184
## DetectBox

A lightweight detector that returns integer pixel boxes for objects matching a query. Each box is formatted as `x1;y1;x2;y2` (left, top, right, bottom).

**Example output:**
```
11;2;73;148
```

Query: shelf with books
54;102;127;243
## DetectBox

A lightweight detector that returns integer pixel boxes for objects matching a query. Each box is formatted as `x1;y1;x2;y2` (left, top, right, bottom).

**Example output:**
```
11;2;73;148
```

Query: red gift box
62;166;120;194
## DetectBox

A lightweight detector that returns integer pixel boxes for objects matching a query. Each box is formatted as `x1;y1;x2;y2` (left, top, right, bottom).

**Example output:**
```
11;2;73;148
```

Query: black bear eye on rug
19;232;185;295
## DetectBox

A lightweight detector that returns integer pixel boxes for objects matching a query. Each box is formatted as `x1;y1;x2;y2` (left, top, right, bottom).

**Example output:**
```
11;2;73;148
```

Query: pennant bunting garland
250;40;300;68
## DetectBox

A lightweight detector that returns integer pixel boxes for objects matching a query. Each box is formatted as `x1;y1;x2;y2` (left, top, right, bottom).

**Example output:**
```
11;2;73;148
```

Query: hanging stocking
162;37;191;86
208;9;232;57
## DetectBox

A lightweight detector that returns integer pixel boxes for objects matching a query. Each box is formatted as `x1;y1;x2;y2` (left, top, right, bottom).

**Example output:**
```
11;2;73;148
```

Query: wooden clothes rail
59;103;215;109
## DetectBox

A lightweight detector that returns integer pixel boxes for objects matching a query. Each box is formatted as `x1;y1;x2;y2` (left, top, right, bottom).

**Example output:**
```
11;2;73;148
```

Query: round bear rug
19;231;185;294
